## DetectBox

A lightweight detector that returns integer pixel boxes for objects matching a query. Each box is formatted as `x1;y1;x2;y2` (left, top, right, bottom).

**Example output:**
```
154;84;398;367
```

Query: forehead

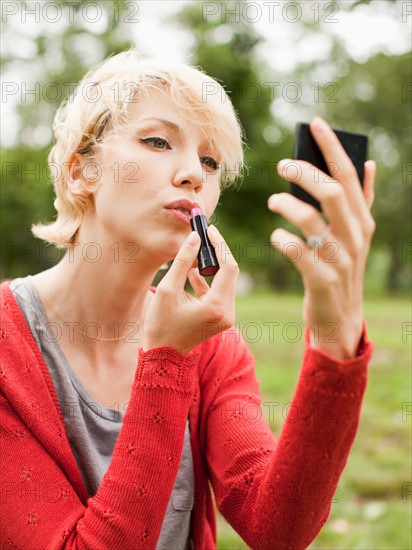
122;89;220;152
126;92;199;135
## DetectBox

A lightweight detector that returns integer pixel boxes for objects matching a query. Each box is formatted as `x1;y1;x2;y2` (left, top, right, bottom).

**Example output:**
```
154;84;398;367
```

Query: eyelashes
200;155;220;172
140;137;169;150
140;136;221;172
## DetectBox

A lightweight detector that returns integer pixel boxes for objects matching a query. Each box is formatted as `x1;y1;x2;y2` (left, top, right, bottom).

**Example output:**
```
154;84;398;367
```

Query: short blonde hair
32;48;245;249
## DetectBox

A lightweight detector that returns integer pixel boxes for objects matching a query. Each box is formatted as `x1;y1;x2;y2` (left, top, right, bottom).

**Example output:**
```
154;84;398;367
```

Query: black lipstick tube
190;209;219;277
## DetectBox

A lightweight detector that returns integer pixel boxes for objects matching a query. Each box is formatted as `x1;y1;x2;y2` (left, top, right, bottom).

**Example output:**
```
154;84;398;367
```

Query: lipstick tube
190;208;220;277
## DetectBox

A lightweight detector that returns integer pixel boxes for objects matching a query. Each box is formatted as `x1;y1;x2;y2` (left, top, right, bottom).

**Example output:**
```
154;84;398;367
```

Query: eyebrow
135;117;183;133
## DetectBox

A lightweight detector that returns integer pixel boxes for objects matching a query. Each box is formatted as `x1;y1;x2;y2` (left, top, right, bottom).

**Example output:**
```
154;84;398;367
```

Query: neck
31;238;165;346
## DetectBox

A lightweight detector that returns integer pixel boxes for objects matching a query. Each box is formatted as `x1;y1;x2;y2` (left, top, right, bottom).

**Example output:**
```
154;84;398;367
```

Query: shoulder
1;279;33;348
1;280;17;319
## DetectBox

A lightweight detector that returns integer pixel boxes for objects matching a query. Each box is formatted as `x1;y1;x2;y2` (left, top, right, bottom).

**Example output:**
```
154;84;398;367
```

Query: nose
172;149;204;192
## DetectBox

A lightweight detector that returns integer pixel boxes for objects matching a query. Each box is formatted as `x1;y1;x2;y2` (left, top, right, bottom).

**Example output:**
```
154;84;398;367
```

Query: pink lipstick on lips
190;208;219;277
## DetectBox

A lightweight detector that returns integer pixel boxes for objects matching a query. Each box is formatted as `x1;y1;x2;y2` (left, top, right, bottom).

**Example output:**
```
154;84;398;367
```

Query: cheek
115;153;168;195
97;150;151;200
205;183;221;218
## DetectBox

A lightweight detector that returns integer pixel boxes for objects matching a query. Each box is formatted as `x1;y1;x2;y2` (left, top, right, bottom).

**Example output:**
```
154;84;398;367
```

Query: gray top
10;276;194;550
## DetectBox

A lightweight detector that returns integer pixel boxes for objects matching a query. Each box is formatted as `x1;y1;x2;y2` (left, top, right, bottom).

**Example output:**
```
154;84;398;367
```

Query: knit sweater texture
0;280;374;549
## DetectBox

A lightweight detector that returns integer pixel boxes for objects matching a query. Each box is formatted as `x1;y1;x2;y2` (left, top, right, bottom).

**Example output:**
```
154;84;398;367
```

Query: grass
214;291;411;550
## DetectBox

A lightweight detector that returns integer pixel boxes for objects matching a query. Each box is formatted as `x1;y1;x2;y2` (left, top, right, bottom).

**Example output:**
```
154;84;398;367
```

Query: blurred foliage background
1;0;411;293
1;1;411;549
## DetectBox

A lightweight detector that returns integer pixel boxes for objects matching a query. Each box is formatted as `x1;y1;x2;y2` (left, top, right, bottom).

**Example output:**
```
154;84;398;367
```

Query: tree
174;0;411;292
174;0;302;290
325;52;411;291
1;0;135;278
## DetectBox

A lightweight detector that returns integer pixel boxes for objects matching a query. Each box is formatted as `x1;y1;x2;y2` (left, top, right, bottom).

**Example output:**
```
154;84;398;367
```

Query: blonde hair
32;48;245;249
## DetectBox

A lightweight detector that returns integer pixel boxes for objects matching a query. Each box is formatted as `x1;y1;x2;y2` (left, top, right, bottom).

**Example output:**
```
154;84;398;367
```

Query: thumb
160;231;201;290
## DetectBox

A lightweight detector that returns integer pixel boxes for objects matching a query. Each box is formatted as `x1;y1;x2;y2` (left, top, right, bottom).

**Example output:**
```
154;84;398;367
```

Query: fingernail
278;159;292;168
186;231;199;246
207;226;220;250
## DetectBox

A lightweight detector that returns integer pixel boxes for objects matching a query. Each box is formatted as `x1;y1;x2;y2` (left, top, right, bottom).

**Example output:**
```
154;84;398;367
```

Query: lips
164;199;202;225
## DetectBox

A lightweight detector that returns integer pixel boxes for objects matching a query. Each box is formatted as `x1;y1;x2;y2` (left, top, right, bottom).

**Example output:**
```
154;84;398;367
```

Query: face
82;90;222;264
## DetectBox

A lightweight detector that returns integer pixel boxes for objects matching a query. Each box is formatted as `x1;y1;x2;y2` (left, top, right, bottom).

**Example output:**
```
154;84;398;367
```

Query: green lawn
215;291;411;550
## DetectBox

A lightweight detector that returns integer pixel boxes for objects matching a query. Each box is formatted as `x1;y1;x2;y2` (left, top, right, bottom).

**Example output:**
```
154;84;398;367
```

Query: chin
153;233;187;262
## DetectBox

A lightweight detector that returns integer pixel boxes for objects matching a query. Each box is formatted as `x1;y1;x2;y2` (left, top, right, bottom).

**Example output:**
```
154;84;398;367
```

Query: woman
0;49;376;549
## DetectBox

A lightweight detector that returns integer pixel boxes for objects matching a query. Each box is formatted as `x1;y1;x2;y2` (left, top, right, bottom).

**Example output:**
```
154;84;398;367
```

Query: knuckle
364;216;376;236
323;185;344;204
301;210;320;231
205;299;233;325
156;283;173;297
209;307;226;324
346;164;359;182
323;270;340;286
227;311;236;326
335;251;352;272
226;261;239;275
346;238;363;257
312;270;339;290
223;314;235;330
173;256;189;269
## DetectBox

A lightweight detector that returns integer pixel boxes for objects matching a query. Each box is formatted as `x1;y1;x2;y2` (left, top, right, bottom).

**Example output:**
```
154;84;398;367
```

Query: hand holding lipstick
142;224;239;355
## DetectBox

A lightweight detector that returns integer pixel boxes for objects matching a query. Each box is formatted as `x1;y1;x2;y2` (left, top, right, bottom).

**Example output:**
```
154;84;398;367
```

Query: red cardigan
0;280;374;549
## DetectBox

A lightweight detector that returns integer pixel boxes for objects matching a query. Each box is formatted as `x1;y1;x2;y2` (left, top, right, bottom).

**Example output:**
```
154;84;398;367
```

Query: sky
134;0;410;67
1;0;411;148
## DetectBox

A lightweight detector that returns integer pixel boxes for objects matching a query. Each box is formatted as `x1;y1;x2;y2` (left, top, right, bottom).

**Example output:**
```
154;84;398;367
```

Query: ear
67;153;90;197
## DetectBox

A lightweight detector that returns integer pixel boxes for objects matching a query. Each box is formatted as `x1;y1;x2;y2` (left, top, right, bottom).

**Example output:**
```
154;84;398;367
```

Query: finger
363;160;376;209
160;231;201;290
188;268;210;299
278;159;359;248
309;117;369;218
206;225;239;298
268;192;327;238
270;228;331;287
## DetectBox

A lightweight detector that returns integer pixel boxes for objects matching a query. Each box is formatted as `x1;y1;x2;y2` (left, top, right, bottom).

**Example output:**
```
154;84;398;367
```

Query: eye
201;156;220;172
140;137;170;149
